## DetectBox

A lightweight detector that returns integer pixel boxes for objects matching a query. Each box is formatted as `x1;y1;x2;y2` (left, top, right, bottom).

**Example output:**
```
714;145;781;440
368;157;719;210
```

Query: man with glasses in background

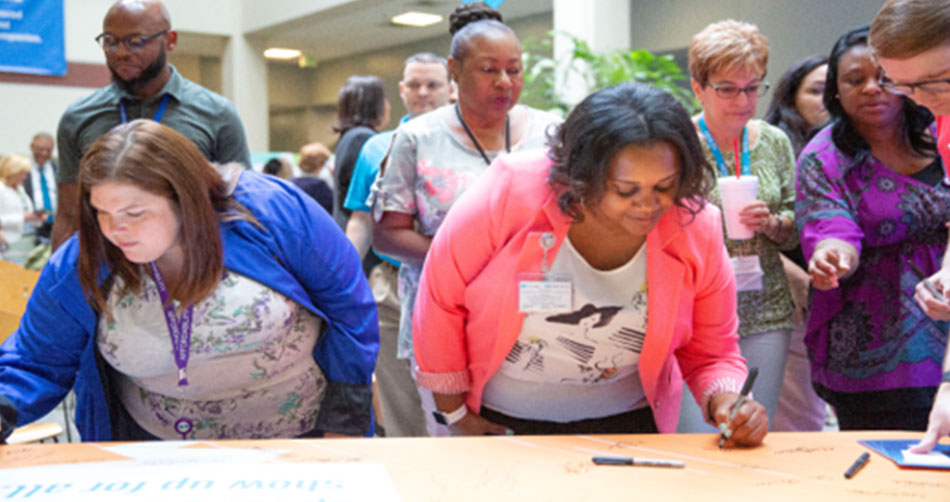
871;0;950;455
51;0;250;249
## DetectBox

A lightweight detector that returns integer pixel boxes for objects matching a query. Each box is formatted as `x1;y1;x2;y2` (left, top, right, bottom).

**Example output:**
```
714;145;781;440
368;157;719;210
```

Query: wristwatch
432;404;468;426
943;370;950;383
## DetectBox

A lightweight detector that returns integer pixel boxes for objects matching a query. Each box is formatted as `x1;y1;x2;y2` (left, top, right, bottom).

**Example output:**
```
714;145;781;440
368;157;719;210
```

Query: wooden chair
0;259;38;344
0;260;66;443
0;260;38;319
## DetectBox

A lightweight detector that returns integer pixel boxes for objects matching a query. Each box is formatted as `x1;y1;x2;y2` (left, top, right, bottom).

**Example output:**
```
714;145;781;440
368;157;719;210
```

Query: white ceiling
178;0;553;63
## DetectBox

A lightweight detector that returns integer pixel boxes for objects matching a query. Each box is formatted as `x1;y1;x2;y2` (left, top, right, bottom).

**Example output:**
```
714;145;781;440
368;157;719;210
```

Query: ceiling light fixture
391;11;442;27
264;48;302;60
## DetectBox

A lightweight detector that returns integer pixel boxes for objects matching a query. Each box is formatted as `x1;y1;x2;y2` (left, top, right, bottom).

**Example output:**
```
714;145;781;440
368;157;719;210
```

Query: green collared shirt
56;65;251;184
701;120;798;337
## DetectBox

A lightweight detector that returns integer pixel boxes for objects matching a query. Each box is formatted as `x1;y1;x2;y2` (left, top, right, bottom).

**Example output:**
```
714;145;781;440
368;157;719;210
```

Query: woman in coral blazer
412;83;768;444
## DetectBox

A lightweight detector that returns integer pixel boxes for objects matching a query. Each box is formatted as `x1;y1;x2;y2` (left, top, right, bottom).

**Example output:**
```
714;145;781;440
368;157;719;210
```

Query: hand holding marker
908;261;942;299
719;367;758;448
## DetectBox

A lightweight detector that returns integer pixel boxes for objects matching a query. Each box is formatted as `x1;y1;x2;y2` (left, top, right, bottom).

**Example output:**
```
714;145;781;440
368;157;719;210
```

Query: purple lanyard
147;262;193;387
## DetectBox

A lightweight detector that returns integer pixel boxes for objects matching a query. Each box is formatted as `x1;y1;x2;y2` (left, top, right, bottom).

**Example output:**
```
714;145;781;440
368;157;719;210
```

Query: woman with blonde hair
682;20;798;430
0;153;46;261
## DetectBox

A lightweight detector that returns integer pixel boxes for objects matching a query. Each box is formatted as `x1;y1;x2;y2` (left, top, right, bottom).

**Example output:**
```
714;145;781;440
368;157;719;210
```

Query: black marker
908;261;943;299
592;456;685;468
719;366;759;448
844;452;870;479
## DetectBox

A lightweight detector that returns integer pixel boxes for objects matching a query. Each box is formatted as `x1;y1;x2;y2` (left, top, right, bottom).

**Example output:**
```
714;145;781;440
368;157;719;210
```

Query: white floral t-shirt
375;104;562;359
98;269;326;439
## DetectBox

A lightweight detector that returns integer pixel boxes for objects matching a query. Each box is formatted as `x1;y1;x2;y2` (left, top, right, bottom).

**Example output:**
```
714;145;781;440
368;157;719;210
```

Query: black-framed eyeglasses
95;30;168;54
878;75;950;96
705;81;770;99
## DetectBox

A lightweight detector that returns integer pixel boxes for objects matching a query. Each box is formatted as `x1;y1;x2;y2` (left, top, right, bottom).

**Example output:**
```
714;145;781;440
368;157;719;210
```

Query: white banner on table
0;462;401;501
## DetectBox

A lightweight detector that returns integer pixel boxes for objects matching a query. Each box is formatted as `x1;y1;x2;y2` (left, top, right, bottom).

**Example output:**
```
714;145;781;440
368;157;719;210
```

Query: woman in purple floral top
796;27;949;430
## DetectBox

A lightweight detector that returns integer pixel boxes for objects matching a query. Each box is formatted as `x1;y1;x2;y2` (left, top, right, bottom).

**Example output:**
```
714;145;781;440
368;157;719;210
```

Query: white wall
240;0;352;33
0;83;91;157
64;0;112;63
165;0;235;35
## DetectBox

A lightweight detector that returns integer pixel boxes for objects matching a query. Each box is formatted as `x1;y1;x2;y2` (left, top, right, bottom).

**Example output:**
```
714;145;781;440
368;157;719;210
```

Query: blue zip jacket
0;170;379;440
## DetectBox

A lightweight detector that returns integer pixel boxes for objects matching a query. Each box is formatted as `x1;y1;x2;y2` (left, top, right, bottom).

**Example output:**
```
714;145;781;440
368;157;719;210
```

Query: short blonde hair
298;142;331;174
688;19;769;85
0;153;31;187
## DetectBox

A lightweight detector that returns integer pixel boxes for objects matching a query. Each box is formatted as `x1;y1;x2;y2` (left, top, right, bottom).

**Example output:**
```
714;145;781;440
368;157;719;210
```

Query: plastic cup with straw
716;136;758;239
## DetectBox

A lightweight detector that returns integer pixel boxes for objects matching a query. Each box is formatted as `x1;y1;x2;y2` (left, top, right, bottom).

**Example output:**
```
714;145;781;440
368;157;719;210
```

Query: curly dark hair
547;83;714;221
823;25;935;167
448;1;503;35
764;55;828;155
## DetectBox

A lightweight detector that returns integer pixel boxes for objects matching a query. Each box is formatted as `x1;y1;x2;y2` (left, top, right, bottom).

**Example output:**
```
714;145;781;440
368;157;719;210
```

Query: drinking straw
733;137;741;179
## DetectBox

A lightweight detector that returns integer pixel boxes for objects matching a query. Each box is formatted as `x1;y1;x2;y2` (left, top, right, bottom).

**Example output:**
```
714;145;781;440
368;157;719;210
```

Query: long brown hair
78;119;246;315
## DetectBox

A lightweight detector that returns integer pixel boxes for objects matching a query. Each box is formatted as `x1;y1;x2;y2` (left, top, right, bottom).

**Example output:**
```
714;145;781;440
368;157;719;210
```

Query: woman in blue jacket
0;119;378;441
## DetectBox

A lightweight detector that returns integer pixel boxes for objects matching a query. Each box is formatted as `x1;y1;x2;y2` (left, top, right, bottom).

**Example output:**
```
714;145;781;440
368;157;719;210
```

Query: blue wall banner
0;0;66;76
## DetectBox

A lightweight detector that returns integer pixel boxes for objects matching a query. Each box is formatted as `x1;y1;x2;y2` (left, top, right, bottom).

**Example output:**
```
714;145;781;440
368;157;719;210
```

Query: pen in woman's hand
719;367;759;448
908;261;943;299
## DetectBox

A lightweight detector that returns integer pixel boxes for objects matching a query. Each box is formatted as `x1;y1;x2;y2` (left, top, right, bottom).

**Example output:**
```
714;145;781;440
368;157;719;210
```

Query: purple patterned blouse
796;125;949;394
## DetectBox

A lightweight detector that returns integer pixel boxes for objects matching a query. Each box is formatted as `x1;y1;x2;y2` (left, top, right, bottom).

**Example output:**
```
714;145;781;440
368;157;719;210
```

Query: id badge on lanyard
731;255;763;292
518;232;573;313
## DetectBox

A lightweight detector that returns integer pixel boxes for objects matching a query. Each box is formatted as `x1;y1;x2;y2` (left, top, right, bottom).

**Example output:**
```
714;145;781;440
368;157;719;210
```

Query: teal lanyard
698;114;750;177
38;168;53;223
119;93;170;124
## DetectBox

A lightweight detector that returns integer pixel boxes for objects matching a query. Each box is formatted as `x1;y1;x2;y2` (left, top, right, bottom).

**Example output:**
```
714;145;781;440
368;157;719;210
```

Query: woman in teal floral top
682;20;798;428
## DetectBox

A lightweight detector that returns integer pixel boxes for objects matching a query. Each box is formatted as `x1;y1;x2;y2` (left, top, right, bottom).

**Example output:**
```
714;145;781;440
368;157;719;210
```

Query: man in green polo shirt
51;0;250;249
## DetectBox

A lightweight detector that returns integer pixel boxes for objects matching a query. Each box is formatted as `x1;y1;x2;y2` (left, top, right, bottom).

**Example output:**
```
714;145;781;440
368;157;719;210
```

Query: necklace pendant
174;417;193;440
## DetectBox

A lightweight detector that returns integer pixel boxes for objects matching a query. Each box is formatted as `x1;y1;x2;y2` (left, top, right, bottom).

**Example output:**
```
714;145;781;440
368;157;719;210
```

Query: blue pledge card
859;439;950;470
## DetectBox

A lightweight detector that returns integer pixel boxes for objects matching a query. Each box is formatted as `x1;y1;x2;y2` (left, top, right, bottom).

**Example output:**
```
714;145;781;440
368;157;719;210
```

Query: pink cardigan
413;149;748;433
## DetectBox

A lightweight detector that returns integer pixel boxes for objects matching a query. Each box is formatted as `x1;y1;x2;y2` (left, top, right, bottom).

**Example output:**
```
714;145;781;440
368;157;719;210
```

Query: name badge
731;255;764;292
519;280;572;313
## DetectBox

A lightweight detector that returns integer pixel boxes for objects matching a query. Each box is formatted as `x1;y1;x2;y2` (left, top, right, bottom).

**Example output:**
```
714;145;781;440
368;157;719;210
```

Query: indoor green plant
521;33;700;116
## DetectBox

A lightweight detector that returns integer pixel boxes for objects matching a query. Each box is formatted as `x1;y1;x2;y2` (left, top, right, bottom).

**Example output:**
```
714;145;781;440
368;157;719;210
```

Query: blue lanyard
119;93;171;124
698;115;750;177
